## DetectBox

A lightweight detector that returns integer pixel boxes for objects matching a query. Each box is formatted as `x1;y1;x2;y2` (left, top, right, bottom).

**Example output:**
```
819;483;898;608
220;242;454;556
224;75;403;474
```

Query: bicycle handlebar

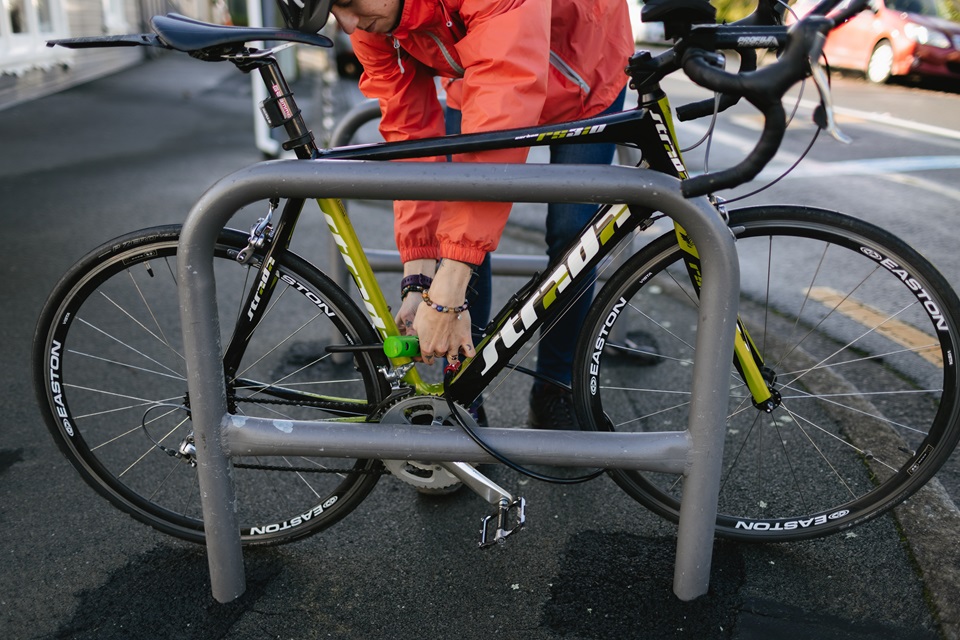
674;48;756;122
672;0;789;123
678;0;870;198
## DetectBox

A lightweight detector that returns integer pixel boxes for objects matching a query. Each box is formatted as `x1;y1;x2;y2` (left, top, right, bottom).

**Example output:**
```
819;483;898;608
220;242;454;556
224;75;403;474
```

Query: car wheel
867;40;894;84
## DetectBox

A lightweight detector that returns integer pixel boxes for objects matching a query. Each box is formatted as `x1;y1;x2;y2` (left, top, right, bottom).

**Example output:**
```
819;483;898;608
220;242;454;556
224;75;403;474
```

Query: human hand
395;292;421;337
412;258;477;366
413;305;475;366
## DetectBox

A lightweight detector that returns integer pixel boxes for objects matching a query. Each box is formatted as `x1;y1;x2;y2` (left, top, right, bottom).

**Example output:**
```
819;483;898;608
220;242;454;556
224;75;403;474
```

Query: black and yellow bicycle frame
229;54;775;415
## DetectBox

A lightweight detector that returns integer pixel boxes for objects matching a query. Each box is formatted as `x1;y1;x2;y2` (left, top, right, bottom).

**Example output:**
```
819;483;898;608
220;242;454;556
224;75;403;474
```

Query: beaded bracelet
400;274;433;299
421;289;470;319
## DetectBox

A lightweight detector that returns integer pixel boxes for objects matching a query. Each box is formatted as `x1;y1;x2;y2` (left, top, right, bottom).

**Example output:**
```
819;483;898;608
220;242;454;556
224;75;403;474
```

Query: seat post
252;57;319;160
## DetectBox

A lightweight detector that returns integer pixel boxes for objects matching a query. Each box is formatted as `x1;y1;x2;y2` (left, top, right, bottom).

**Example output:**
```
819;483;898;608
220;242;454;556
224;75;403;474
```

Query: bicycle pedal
479;497;526;548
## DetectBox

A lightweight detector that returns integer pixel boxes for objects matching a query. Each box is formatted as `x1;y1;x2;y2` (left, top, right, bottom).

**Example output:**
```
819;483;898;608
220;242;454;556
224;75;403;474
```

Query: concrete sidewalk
1;51;958;639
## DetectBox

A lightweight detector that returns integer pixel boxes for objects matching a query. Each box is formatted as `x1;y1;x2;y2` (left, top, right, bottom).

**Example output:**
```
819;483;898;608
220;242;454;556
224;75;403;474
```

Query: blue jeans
446;86;627;388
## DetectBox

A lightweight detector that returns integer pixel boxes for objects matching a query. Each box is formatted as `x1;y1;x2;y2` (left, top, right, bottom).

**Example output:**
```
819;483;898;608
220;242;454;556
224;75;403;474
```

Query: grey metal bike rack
177;160;739;604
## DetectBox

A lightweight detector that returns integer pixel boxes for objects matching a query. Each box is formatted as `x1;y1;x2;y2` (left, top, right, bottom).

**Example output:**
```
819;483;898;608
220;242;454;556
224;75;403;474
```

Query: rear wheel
34;225;389;545
574;206;960;541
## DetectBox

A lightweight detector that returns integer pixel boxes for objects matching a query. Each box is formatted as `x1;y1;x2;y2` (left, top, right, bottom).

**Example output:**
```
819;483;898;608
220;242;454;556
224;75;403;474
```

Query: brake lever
808;32;851;144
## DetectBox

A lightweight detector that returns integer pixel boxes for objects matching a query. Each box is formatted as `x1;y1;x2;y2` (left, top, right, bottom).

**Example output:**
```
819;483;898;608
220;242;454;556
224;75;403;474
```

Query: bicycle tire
574;205;960;541
34;225;390;545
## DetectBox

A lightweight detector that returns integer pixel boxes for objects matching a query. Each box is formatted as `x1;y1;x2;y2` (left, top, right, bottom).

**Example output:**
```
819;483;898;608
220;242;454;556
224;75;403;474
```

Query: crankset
379;395;480;493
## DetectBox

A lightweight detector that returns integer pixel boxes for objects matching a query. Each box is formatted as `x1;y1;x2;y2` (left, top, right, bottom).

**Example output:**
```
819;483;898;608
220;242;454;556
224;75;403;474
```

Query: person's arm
354;0;554;364
409;0;553;363
352;32;455;353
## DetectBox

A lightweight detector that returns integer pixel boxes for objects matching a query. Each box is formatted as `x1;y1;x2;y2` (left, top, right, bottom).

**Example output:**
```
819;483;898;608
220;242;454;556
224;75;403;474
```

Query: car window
887;0;941;17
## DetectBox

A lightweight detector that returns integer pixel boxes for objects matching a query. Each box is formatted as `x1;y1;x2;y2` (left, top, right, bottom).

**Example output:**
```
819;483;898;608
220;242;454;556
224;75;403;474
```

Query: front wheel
574;206;960;541
34;226;389;545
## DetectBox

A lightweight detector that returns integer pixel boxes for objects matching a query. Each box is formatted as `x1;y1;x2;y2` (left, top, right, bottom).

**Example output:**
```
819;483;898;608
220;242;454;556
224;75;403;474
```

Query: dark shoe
527;385;579;430
604;329;662;366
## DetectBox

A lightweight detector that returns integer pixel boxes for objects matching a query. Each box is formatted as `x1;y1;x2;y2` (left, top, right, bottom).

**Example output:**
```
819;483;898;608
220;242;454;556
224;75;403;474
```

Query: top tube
317;108;649;161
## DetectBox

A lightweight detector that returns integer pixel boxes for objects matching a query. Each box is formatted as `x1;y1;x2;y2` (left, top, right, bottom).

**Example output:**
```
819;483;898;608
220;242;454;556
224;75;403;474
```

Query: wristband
400;274;433;299
421;289;469;319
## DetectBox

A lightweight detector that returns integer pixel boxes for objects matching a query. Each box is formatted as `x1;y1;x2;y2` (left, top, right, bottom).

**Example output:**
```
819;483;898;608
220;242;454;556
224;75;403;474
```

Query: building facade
0;0;210;111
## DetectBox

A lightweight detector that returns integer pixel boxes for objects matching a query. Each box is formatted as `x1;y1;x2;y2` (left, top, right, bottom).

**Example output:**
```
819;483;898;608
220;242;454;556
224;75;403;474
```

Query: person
331;0;636;427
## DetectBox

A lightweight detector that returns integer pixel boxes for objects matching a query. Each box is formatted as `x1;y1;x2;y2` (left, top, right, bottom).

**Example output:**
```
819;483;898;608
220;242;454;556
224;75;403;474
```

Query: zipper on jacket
393;36;405;74
549;51;589;94
426;32;465;77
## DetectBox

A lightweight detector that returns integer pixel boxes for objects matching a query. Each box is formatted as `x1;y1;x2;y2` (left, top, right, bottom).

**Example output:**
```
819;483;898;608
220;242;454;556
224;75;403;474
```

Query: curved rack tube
176;159;739;603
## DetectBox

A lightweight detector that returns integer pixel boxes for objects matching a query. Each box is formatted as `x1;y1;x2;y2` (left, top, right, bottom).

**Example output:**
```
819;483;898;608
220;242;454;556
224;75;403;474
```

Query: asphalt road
1;51;958;639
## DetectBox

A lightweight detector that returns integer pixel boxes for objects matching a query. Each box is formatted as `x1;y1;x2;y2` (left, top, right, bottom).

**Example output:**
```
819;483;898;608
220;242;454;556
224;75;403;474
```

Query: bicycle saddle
151;13;332;53
641;0;717;39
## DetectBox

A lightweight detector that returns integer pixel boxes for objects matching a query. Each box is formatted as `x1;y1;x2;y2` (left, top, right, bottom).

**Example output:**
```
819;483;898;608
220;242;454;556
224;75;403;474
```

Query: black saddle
48;13;331;53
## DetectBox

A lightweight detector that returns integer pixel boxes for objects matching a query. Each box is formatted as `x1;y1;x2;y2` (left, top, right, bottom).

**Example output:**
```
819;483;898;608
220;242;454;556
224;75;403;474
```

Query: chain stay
231;393;371;415
233;461;387;475
228;394;386;474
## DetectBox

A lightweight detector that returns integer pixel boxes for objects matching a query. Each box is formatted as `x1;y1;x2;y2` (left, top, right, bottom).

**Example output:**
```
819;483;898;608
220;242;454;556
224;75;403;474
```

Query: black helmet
277;0;334;34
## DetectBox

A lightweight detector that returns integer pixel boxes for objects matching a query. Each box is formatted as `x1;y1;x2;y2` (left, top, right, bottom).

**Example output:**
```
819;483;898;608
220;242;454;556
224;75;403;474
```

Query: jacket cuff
398;245;441;263
439;242;486;267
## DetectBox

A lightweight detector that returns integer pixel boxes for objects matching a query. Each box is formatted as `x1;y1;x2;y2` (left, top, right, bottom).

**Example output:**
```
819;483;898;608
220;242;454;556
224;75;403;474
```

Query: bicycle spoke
781;404;861;496
75;316;183;379
36;231;385;544
67;349;185;382
89;404;184;450
231;308;330;382
126;266;177;355
577;207;960;540
780;385;938;438
626;301;697;353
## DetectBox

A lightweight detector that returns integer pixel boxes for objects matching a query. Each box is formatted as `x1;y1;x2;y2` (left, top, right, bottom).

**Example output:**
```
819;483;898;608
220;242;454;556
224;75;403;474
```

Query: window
1;0;69;74
102;0;129;34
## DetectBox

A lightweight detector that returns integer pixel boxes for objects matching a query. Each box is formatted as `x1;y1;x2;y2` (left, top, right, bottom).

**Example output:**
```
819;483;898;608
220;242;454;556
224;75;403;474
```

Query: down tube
315;197;430;382
448;202;641;404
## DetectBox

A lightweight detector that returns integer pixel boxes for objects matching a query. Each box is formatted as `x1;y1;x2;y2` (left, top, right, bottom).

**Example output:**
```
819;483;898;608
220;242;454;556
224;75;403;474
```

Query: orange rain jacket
351;0;634;265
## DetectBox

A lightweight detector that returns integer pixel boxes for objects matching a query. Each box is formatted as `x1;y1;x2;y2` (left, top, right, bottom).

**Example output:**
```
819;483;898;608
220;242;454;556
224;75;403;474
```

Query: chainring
379;395;479;491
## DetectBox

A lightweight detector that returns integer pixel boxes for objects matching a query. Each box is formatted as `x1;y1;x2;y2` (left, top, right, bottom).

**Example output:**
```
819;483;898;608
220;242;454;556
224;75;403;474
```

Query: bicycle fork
639;87;778;412
673;219;779;411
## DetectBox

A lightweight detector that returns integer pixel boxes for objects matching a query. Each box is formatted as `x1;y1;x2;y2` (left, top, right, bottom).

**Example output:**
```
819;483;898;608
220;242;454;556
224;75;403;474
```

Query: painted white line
766;155;960;177
667;76;960;199
796;98;960;142
755;156;960;202
666;71;960;142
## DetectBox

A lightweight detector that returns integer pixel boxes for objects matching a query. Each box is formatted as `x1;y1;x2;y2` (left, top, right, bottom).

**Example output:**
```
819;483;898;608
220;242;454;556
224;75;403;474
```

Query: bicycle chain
229;394;388;475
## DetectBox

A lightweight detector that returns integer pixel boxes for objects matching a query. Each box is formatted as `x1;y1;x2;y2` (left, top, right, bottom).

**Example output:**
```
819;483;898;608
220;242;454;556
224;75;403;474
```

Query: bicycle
33;0;960;601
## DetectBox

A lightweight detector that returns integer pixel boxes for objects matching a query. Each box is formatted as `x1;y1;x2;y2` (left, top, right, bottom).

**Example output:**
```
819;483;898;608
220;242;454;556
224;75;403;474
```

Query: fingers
422;341;475;363
411;304;475;367
395;298;419;337
418;348;472;367
416;340;474;367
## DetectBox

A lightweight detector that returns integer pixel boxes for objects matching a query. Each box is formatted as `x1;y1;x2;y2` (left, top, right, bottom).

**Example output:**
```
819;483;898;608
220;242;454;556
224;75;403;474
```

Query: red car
793;0;960;84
